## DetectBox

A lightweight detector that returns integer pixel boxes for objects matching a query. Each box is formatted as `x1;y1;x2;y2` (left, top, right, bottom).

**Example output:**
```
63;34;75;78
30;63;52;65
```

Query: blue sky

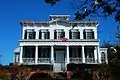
0;0;117;65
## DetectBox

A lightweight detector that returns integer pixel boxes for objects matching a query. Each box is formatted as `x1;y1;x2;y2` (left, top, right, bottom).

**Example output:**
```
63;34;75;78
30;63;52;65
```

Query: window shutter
33;31;36;39
78;31;80;39
39;31;41;39
92;31;94;39
63;31;65;37
69;30;72;39
54;31;57;39
83;31;86;39
47;31;50;39
24;31;27;39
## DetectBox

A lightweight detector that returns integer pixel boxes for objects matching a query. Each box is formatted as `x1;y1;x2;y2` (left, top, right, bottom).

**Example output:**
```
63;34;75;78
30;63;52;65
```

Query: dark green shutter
24;31;27;39
92;31;94;39
48;32;50;39
78;32;80;39
83;31;86;39
39;31;41;39
54;31;57;39
33;31;36;39
69;30;72;39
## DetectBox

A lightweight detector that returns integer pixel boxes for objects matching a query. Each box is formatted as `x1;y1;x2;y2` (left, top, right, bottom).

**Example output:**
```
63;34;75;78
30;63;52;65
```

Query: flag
61;37;68;42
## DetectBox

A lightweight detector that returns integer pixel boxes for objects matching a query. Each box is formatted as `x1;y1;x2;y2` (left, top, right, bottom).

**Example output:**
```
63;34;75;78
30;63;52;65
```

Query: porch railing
85;58;95;63
70;58;82;63
22;58;35;63
38;58;50;63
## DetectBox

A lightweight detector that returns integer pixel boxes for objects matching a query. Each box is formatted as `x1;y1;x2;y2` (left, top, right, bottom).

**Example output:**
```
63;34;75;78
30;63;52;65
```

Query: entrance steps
54;63;66;72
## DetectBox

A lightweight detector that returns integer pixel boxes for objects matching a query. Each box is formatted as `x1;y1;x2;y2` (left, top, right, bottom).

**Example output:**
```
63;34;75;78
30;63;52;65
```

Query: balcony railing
70;58;82;63
23;58;35;63
70;58;96;63
38;58;50;63
85;58;95;63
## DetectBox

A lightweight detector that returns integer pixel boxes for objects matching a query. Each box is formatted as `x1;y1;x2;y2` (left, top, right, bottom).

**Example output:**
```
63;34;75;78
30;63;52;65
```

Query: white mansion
14;15;108;72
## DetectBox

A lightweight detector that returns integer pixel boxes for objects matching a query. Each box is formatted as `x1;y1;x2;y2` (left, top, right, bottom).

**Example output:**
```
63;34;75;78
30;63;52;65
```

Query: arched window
101;52;106;63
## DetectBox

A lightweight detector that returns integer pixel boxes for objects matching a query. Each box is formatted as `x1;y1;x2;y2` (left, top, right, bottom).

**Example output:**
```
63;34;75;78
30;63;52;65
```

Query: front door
55;51;65;63
54;51;65;72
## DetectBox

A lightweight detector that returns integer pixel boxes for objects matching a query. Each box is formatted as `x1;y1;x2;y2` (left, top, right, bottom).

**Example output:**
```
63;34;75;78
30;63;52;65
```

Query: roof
14;47;20;53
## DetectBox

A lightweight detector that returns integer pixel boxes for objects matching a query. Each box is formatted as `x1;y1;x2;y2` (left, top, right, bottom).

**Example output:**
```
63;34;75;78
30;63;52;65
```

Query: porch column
35;46;38;64
66;46;70;63
94;46;98;63
82;46;85;63
51;46;54;63
19;46;23;63
97;46;101;63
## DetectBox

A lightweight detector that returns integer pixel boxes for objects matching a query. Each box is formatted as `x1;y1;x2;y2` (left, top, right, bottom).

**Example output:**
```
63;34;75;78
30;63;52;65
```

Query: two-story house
14;15;108;72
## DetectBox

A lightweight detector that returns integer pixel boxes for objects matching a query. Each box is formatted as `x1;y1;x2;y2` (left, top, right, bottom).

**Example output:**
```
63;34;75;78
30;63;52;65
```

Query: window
28;32;36;39
24;30;36;39
39;30;50;39
69;29;80;39
83;29;94;39
40;48;50;58
54;29;65;39
101;52;106;63
85;47;94;58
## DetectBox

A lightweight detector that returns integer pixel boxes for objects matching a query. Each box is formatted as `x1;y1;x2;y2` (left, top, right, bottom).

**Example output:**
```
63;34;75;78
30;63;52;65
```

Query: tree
44;0;120;23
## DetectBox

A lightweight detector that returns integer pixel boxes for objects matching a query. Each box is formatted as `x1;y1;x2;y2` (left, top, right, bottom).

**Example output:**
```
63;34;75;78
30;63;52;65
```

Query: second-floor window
39;29;50;39
83;29;94;39
24;29;36;39
54;29;65;39
69;29;80;39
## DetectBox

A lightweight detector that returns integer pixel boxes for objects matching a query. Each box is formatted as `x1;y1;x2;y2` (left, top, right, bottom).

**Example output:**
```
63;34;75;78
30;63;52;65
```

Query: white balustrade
22;58;35;63
38;58;50;63
70;58;82;63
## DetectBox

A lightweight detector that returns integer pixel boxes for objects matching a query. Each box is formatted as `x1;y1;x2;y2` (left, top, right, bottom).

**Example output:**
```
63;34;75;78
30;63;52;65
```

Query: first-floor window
40;48;50;58
101;52;106;63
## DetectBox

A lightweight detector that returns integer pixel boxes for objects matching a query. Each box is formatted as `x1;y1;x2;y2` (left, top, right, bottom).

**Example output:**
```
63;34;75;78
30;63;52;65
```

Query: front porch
20;46;99;65
22;46;51;64
69;46;99;64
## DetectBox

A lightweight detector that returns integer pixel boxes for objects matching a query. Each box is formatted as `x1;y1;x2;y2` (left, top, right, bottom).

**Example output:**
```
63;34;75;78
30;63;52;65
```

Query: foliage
0;68;11;80
44;0;120;23
45;0;60;6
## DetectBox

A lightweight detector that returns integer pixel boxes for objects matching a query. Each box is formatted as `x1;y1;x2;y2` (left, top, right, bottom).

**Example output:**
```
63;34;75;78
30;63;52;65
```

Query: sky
0;0;118;65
